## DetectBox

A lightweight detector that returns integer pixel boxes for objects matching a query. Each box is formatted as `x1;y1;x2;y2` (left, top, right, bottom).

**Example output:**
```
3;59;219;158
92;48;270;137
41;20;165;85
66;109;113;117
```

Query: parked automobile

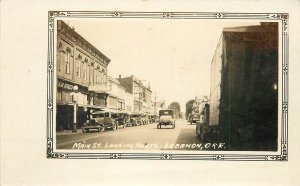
189;113;201;124
81;119;105;133
157;109;175;129
149;114;157;123
136;114;144;125
86;110;119;132
196;104;209;142
141;114;150;124
129;113;142;126
116;111;130;128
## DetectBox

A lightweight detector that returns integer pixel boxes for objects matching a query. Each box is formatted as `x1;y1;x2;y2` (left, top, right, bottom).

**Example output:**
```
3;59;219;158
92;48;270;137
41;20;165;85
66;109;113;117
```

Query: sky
64;18;260;111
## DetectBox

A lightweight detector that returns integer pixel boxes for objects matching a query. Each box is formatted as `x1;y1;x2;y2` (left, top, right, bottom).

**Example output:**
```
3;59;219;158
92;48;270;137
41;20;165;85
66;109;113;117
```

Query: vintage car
83;110;119;132
189;113;201;124
196;104;210;142
149;114;158;123
141;114;150;124
129;113;142;126
81;118;105;133
157;109;175;129
116;111;130;128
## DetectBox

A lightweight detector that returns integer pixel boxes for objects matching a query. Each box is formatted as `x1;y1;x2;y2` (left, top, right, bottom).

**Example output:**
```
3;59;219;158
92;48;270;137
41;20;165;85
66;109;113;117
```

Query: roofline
59;20;111;63
223;23;277;33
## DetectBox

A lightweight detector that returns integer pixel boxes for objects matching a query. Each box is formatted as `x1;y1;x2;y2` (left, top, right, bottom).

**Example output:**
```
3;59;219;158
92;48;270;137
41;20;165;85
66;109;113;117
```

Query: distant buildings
106;76;126;110
118;75;153;113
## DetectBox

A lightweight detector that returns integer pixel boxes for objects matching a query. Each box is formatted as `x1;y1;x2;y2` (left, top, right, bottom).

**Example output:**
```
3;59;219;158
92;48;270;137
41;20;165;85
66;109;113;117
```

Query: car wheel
112;124;117;131
99;124;105;132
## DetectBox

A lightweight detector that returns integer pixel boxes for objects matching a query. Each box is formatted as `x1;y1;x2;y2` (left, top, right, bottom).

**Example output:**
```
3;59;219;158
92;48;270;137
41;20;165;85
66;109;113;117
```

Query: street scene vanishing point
55;19;278;152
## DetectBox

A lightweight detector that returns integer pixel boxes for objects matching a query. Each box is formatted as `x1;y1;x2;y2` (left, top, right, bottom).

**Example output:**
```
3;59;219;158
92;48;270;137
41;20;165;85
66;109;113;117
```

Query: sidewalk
56;129;83;136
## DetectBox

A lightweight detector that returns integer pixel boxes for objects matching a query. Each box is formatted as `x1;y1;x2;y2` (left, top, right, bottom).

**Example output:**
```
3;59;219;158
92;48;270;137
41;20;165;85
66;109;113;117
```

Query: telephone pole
137;79;146;112
154;92;157;115
138;80;141;112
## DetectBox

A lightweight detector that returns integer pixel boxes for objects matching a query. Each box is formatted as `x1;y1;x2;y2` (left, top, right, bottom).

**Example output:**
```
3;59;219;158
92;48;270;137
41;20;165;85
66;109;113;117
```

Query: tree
168;102;181;119
185;99;195;119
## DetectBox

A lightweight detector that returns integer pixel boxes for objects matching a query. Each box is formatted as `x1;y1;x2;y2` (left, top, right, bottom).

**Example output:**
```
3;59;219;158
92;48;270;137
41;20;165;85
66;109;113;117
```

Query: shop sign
58;81;74;90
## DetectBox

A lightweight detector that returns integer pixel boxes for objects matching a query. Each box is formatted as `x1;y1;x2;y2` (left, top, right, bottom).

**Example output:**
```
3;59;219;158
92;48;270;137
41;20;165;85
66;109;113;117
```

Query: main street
56;119;207;151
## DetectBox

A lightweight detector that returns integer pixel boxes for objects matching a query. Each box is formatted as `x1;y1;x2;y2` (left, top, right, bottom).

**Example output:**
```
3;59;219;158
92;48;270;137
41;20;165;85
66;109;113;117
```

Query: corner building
56;20;110;131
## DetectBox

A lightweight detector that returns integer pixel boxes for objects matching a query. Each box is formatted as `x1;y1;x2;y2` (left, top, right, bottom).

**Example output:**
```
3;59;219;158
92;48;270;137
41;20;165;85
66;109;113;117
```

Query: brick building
56;20;111;131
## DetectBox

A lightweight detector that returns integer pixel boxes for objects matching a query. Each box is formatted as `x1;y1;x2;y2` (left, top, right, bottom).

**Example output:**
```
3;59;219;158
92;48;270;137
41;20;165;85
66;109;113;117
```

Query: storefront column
72;102;78;133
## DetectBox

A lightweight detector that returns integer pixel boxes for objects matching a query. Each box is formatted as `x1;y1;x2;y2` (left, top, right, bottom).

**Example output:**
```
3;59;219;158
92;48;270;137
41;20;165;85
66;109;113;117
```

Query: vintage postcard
2;0;300;185
47;12;287;160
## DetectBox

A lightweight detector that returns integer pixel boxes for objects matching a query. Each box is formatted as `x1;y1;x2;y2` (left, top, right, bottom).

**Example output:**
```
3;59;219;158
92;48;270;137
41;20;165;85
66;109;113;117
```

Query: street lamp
72;85;79;133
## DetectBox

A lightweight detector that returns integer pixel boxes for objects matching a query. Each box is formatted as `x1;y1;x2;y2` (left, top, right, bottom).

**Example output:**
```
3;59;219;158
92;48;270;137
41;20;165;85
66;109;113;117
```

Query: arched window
77;54;82;78
82;61;86;80
87;65;90;83
57;42;63;71
65;47;71;74
95;75;98;84
83;58;88;80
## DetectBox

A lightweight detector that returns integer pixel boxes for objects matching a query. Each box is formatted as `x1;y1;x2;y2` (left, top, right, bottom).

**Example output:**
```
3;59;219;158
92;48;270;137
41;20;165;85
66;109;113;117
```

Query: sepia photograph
2;1;300;185
47;12;287;160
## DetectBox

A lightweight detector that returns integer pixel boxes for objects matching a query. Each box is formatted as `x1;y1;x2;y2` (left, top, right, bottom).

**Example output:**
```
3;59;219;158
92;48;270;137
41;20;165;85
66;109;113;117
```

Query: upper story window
65;47;71;74
96;76;99;84
83;64;88;81
87;65;90;82
77;54;82;78
57;42;63;71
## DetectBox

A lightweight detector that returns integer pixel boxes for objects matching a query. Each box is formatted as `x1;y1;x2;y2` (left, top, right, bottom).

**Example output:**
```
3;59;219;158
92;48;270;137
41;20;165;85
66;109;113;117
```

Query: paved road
56;119;209;150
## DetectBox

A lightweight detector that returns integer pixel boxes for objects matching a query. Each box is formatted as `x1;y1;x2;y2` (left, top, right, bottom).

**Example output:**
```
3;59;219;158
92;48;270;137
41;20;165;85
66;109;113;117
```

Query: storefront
93;93;107;107
107;95;118;109
56;79;90;131
118;99;125;110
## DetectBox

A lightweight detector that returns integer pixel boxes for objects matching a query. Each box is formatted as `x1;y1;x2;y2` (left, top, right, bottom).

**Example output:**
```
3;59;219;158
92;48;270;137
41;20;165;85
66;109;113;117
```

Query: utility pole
154;92;157;115
138;80;141;112
134;79;147;113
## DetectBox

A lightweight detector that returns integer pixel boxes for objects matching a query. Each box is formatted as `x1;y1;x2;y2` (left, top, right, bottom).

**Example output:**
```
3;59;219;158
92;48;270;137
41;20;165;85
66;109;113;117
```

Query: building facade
106;76;126;110
118;75;152;113
56;20;111;131
125;92;134;112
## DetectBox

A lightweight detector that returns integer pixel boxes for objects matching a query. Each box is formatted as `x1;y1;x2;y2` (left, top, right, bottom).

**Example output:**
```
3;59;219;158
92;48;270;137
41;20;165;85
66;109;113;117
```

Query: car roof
92;110;119;114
